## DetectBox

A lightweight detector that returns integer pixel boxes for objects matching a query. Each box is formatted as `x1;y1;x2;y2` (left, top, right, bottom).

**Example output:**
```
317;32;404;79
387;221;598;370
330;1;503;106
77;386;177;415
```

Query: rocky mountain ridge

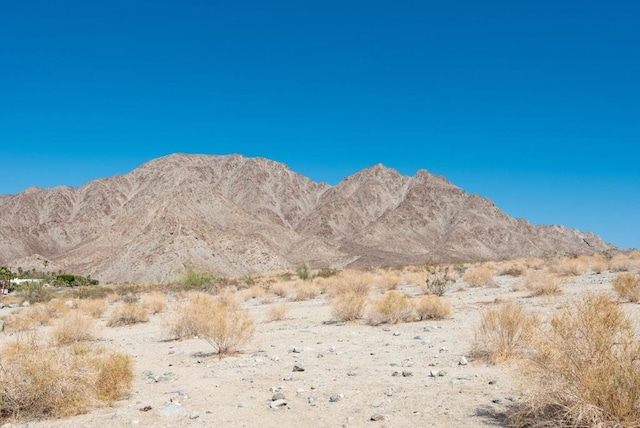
0;153;616;283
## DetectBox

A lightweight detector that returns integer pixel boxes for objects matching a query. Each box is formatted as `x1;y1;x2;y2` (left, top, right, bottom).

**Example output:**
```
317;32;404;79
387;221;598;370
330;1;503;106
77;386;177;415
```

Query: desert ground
1;253;639;427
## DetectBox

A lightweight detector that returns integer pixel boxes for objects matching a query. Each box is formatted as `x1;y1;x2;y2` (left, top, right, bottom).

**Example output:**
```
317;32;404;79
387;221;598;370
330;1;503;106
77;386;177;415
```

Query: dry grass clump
243;285;267;301
329;271;372;297
0;334;133;422
612;273;640;302
374;272;402;292
367;291;414;325
508;294;640;427
463;265;495;287
610;253;635;272
169;291;254;356
497;260;528;277
265;304;288;322
51;312;95;346
268;281;290;298
141;291;168;314
552;256;590;276
288;280;320;301
107;303;149;327
588;254;609;274
524;270;564;296
78;298;108;318
330;291;368;322
413;295;452;320
93;352;134;404
473;301;536;363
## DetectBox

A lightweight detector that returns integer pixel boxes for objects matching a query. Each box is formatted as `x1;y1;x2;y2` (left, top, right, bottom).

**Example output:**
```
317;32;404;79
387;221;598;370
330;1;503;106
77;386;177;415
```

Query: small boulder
270;399;288;409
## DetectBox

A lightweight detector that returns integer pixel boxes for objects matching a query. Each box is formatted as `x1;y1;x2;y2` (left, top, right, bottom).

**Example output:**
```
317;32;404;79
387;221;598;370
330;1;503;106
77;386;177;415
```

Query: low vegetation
613;273;640;302
0;333;133;422
463;265;495;287
367;291;414;325
107;303;149;327
473;301;536;363
169;291;254;356
508;294;640;426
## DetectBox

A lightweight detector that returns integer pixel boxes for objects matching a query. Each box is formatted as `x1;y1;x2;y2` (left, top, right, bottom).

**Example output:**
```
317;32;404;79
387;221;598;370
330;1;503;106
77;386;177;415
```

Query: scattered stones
413;335;425;341
371;400;384;408
283;374;293;381
488;379;497;385
459;357;468;366
292;364;305;372
438;370;447;377
370;413;385;421
272;393;286;401
329;394;342;402
0;319;4;332
158;402;187;418
439;347;448;353
392;332;401;337
492;398;502;404
139;406;152;412
308;394;317;405
402;371;413;377
8;303;19;309
429;369;441;377
164;388;185;395
290;346;303;353
190;411;200;419
270;399;288;409
236;403;246;408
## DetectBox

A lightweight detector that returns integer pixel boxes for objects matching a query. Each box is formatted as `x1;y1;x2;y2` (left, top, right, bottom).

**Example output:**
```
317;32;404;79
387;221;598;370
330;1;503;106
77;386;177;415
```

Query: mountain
0;154;616;283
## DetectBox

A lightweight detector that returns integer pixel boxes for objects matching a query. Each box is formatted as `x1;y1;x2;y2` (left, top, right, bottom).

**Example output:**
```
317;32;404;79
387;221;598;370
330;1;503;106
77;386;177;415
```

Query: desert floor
0;264;636;428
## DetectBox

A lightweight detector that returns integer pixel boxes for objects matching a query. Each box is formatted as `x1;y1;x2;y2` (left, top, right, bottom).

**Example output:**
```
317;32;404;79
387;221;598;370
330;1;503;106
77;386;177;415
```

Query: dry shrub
422;268;455;296
78;298;108;318
169;292;254;355
524;270;564;296
0;334;133;422
107;303;149;327
401;272;427;288
473;302;536;363
509;294;640;426
413;295;452;320
170;292;216;339
610;253;633;272
269;281;290;298
289;280;320;301
330;271;372;297
243;285;267;301
613;273;640;302
497;261;527;277
463;265;495;287
265;304;288;322
93;352;134;404
330;291;367;322
552;257;589;276
51;312;94;346
375;272;401;292
141;291;167;314
367;291;414;325
588;254;609;274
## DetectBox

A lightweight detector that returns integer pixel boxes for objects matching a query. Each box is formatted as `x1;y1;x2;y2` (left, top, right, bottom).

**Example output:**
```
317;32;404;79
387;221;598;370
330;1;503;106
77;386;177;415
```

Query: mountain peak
0;154;617;283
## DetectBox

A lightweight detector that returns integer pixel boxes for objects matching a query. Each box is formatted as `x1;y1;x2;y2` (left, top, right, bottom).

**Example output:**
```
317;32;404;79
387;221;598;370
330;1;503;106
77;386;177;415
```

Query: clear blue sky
1;1;638;249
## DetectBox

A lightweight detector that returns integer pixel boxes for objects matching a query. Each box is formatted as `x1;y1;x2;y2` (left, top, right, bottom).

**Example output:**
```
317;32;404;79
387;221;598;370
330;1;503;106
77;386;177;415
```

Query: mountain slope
0;154;616;283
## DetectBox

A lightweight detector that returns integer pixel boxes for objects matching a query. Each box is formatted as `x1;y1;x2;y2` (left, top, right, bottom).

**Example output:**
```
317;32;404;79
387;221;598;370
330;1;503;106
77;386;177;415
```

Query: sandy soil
0;269;631;428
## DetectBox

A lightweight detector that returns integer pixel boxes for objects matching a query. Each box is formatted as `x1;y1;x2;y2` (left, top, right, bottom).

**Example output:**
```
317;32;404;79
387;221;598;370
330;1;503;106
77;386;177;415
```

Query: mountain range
0;154;616;283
